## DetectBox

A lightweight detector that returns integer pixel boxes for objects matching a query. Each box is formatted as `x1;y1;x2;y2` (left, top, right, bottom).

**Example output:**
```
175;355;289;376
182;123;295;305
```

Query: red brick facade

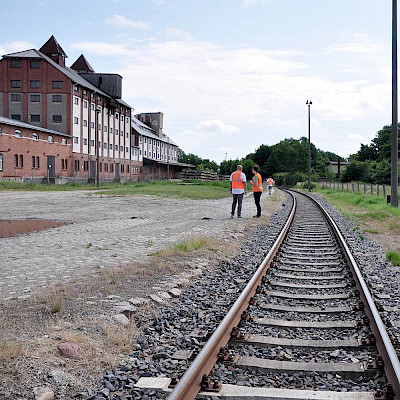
0;121;72;181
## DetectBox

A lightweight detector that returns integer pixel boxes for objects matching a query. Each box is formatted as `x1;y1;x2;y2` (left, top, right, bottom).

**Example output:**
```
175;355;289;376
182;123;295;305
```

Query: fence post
357;183;360;192
342;183;344;191
377;185;380;196
370;184;373;195
347;182;349;192
383;184;386;196
352;183;354;192
364;184;367;194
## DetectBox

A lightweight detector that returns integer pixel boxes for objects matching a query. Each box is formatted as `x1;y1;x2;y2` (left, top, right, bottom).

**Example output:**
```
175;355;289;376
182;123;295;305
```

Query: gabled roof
39;35;67;57
131;115;177;146
70;54;94;73
0;116;71;137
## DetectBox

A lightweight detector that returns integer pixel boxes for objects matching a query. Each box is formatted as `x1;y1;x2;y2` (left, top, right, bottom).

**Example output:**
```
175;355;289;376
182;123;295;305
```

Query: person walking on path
230;165;247;218
267;176;274;195
251;165;263;218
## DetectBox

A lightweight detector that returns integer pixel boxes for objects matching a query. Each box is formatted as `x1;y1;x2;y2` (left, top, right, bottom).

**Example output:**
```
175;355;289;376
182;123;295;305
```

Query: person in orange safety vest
267;177;274;195
229;164;247;219
250;165;263;218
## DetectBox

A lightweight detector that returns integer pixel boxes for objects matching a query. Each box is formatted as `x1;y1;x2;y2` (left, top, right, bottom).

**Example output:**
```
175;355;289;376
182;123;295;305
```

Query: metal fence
319;181;399;198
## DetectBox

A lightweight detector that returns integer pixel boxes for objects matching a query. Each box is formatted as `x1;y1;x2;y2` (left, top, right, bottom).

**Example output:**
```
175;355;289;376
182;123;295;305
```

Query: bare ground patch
0;189;285;399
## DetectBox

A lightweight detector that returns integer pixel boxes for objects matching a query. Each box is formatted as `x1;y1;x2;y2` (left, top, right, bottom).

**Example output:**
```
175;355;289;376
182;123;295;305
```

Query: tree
341;161;371;183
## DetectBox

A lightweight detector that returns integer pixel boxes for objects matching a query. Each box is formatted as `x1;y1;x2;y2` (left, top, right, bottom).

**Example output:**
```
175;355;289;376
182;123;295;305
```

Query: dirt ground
0;189;285;399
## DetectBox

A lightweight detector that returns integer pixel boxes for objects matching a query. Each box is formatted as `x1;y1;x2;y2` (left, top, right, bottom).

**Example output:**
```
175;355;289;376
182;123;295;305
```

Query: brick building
131;112;193;180
0;116;72;182
0;35;141;182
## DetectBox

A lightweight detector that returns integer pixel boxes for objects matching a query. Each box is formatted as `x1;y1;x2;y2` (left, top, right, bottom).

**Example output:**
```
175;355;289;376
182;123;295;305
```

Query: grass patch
364;228;380;234
152;235;219;257
0;342;24;360
386;250;400;266
0;180;122;192
93;180;232;200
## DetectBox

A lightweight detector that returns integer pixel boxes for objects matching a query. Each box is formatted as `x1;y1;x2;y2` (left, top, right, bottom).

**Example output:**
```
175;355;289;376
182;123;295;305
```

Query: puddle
0;219;69;238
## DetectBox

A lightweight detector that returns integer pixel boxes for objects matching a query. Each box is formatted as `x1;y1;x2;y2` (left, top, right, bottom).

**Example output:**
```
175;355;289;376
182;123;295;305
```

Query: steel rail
298;190;400;399
167;192;297;400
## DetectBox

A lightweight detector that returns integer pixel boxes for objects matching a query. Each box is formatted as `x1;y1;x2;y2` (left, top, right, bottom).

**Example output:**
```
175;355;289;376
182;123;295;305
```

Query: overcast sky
0;0;394;161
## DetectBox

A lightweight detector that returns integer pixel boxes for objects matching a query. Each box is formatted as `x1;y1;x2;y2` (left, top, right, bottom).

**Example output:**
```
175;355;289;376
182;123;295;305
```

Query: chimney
39;35;67;67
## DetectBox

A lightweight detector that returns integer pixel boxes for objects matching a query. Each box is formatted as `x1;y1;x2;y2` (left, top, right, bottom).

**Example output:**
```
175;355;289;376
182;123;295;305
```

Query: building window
15;130;22;138
98;124;101;131
74;117;79;124
0;153;3;171
36;156;40;169
74;85;78;92
32;133;38;140
11;80;21;88
62;138;67;145
144;137;147;143
109;143;113;150
31;94;41;102
99;162;102;172
52;115;62;123
90;140;94;147
74;159;80;171
126;147;128;153
11;93;22;102
32;156;35;168
126;117;129;123
127;165;130;173
103;142;107;149
30;60;40;69
120;146;123;151
73;136;79;144
83;161;88;171
30;80;40;88
19;155;23;168
115;113;119;119
110;128;113;134
104;163;109;172
115;129;118;136
110;163;114;173
126;132;128;138
11;114;21;121
83;138;88;145
120;130;123;136
91;103;95;110
52;81;62;89
11;60;21;68
52;95;62;103
14;154;18;167
104;126;107;132
83;120;87;127
90;122;94;129
30;114;40;122
83;89;87;95
74;97;79;105
121;164;124;173
62;159;68;170
48;136;54;143
83;100;88;108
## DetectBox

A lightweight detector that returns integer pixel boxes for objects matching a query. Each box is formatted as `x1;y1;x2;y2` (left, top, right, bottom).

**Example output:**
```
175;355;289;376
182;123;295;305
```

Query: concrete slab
260;303;352;313
236;356;367;377
274;266;343;273
265;290;350;300
272;272;345;280
268;281;347;289
242;334;361;349
254;317;357;329
135;377;375;399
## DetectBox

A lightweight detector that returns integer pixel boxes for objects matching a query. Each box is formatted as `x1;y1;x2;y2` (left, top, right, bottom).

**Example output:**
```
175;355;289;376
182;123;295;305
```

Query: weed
359;234;364;240
0;342;23;360
87;243;93;248
364;228;379;234
386;250;400;266
146;240;153;248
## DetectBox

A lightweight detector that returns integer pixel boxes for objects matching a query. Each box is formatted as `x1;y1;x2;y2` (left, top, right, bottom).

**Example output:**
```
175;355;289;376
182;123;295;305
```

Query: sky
0;0;395;162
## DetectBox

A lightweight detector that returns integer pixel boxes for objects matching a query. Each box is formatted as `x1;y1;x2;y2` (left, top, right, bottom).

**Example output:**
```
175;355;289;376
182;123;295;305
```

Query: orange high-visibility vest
267;178;273;186
231;170;245;190
252;173;263;192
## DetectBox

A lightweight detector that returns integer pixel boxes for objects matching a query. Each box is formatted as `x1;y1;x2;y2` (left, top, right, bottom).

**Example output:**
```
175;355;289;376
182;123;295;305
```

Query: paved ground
0;190;277;301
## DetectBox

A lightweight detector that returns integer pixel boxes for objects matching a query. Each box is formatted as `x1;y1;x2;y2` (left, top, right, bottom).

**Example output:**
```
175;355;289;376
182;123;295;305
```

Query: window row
11;60;41;69
10;114;64;124
10;80;63;89
11;94;64;103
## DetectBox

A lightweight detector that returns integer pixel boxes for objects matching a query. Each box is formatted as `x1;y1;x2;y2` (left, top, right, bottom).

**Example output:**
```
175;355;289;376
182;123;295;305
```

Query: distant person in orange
230;165;247;219
267;176;274;195
251;165;263;218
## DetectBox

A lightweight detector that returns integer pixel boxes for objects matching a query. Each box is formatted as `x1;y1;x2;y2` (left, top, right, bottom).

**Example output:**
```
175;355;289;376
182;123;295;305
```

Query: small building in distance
328;161;349;177
0;116;72;182
131;112;194;180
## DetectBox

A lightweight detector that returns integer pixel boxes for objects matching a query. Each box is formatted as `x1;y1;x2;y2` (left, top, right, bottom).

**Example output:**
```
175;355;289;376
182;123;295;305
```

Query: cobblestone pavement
0;190;277;301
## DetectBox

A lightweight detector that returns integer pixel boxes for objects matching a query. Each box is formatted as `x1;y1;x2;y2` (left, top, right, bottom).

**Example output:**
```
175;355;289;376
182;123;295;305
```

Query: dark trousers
231;193;244;216
254;191;262;216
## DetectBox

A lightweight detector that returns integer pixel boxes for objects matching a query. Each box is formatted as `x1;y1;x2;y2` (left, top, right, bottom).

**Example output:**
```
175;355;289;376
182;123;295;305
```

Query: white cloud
199;120;240;135
0;40;34;55
106;15;152;30
242;0;271;7
162;28;193;41
348;133;365;142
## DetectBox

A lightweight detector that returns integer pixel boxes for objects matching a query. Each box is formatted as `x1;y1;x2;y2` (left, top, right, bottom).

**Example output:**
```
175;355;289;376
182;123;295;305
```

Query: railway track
137;190;400;399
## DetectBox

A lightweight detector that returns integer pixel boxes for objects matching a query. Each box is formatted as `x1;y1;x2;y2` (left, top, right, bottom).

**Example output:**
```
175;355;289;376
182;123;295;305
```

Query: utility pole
96;109;101;187
306;100;312;192
392;0;399;207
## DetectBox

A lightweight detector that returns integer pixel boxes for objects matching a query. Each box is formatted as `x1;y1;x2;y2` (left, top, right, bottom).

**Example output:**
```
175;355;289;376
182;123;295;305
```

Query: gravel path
0;190;270;301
